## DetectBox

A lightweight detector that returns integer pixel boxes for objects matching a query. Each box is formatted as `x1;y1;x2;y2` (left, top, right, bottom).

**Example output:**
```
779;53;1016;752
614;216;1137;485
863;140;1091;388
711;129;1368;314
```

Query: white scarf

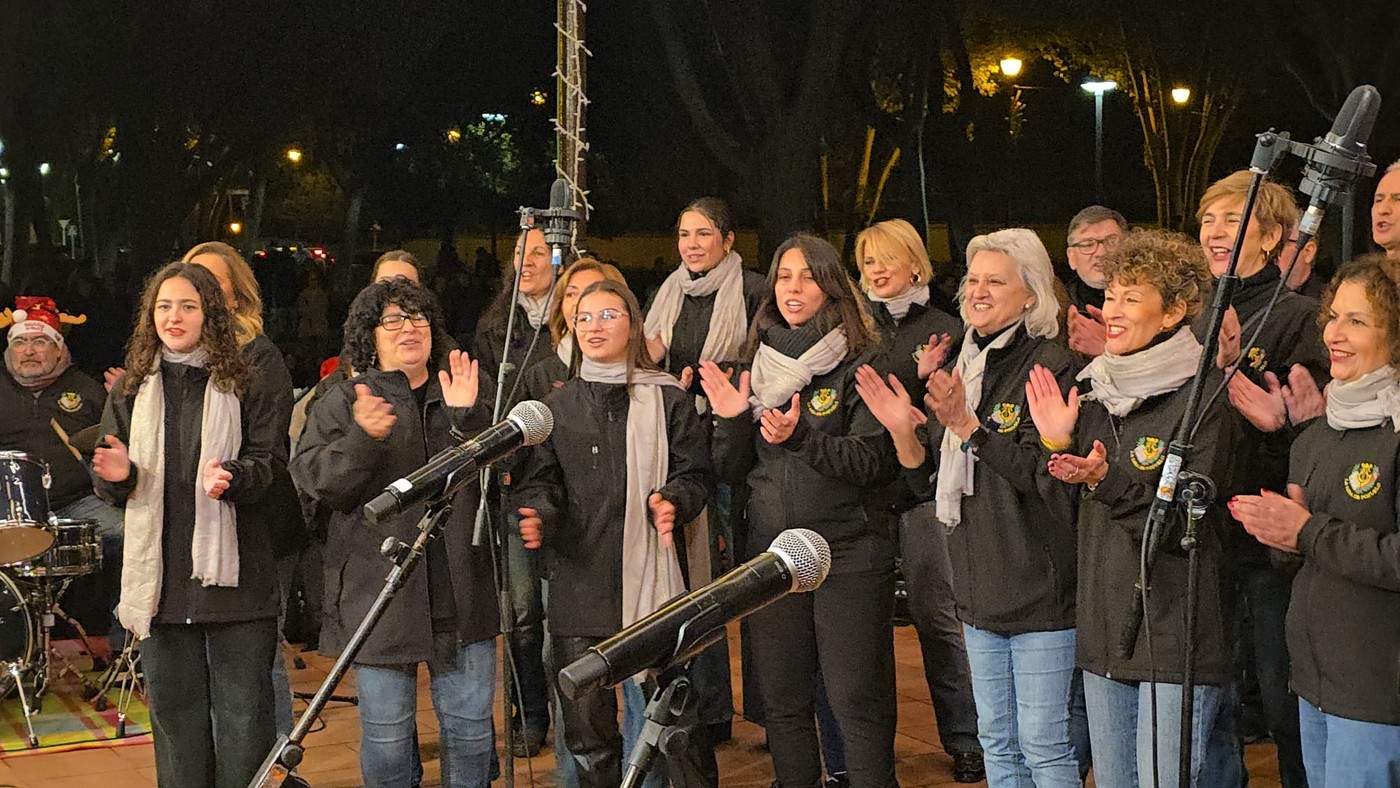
1326;365;1400;431
936;323;1021;527
748;327;848;417
555;333;575;367
643;251;748;365
578;359;689;630
119;348;243;640
869;284;930;322
1078;328;1202;417
516;291;551;330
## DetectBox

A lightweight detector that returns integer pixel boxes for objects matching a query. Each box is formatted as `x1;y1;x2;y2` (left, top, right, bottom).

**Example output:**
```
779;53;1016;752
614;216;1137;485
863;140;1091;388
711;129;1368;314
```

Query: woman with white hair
857;228;1081;786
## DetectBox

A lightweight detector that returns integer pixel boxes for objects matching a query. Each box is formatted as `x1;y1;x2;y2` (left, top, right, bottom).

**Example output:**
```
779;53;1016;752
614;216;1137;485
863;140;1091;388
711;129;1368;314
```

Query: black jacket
472;302;556;412
1064;277;1105;312
1068;371;1238;684
1286;418;1400;724
652;269;768;380
904;326;1081;635
95;361;284;624
512;378;714;637
711;345;898;575
0;365;106;510
290;367;499;664
241;335;306;557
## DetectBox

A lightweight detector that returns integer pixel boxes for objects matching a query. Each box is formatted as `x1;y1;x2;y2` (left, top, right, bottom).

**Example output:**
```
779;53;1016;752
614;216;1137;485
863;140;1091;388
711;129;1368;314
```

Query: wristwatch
960;424;990;455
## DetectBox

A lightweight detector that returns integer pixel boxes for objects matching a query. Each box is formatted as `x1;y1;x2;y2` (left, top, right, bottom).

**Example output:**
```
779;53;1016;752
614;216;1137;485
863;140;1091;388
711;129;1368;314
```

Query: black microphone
363;400;554;524
543;178;579;270
557;529;832;700
1295;84;1381;237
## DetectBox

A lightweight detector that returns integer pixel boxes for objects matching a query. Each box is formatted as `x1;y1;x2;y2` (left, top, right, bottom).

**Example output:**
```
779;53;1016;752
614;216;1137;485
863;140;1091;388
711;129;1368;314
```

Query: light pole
1081;80;1117;201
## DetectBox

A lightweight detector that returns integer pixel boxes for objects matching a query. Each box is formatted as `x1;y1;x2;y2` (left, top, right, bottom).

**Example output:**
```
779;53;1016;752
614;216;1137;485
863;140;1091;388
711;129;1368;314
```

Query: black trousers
551;634;719;788
749;566;897;788
142;618;279;788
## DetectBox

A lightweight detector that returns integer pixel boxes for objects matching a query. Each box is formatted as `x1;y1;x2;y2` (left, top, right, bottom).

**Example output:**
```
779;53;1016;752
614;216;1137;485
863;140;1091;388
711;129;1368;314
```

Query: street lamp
38;162;52;176
229;221;243;235
1171;87;1191;105
286;148;303;163
1081;79;1117;201
999;57;1023;78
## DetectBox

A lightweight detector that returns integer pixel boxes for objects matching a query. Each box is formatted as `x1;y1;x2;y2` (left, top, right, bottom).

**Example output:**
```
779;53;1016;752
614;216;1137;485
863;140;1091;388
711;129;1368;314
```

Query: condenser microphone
543;178;579;269
1295;84;1381;237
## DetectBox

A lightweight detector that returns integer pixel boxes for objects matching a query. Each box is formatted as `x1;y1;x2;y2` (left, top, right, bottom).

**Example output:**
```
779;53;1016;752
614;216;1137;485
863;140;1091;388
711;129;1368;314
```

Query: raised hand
1281;364;1325;425
1025;364;1079;447
202;459;233;500
1216;306;1242;369
697;361;751;419
438;349;480;409
1067;305;1108;357
103;367;126;393
1227;369;1286;432
924;368;978;439
916;333;954;380
648;492;677;548
760;393;802;445
518;507;543;549
93;434;131;482
855;364;926;440
1228;483;1310;553
645;331;667;364
352;384;397;440
1047;440;1109;487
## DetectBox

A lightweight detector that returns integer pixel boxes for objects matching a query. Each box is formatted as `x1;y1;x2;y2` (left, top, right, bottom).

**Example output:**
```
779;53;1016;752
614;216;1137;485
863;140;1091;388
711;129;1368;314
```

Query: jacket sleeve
92;387;138;505
289;382;390;513
656;391;716;527
510;437;566;544
780;372;897;488
1296;511;1400;592
223;348;293;504
711;413;758;486
901;422;940;500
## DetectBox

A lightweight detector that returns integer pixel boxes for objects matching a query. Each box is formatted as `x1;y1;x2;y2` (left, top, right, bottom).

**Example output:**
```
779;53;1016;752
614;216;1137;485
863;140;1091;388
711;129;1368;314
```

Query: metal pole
1094;92;1106;202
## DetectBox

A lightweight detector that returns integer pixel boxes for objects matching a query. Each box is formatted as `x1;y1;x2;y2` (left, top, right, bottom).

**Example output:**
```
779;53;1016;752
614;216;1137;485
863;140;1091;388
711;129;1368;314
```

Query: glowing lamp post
1081;80;1117;201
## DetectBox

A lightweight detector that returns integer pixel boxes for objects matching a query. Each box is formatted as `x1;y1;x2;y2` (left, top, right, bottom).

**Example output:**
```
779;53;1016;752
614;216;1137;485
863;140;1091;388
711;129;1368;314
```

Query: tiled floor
0;626;1283;787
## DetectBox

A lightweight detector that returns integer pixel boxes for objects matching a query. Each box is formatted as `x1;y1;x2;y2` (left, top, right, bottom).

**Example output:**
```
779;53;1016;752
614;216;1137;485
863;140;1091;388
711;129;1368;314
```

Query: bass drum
0;572;33;695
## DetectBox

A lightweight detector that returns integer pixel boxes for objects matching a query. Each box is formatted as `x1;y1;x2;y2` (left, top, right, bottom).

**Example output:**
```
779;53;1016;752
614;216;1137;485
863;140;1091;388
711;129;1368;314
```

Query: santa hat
8;297;65;346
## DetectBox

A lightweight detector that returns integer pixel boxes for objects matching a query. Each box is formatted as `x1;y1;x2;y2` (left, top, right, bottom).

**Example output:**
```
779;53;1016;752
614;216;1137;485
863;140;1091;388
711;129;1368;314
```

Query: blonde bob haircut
855;219;935;293
961;229;1061;339
181;241;264;345
1195;170;1300;262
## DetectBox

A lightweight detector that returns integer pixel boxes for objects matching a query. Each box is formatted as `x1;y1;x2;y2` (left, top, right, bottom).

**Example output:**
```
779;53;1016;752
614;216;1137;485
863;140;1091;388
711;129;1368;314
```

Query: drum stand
4;661;39;748
27;577;105;703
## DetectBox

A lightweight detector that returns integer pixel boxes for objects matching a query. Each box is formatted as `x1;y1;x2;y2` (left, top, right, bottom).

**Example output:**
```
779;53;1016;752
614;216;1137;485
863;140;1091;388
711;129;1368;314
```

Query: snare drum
12;519;102;578
0;452;55;566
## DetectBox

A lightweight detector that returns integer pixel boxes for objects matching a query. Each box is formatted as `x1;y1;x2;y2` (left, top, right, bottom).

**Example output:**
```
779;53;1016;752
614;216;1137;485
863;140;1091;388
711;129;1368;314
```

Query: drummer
0;297;123;653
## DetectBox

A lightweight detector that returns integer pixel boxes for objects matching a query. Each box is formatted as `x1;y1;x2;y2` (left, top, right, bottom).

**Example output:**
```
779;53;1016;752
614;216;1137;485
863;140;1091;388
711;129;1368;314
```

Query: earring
912;272;922;285
1023;302;1033;311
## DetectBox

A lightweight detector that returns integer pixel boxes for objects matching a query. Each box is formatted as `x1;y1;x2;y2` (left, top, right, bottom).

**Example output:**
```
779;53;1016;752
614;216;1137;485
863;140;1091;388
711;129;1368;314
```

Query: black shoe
951;751;985;784
510;727;545;758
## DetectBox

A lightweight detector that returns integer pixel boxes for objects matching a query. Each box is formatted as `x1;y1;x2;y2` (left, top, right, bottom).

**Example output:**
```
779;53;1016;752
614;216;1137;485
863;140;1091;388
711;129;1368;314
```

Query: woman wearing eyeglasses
291;279;500;788
513;279;717;787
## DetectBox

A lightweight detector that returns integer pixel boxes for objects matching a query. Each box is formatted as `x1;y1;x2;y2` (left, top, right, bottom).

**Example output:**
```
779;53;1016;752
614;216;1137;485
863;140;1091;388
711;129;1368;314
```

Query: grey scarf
1326;365;1400;431
1078;327;1202;417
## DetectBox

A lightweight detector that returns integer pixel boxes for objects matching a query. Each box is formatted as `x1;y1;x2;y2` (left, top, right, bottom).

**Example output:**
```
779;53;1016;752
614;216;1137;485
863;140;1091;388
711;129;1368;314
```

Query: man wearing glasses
1062;205;1128;358
1276;223;1324;298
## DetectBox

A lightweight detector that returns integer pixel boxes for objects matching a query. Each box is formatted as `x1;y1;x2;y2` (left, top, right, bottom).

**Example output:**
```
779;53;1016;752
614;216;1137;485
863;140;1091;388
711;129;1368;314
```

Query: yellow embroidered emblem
807;387;839;416
57;392;82;413
1131;436;1166;471
1344;462;1381;501
912;342;929;364
990;402;1021;433
1246;346;1267;371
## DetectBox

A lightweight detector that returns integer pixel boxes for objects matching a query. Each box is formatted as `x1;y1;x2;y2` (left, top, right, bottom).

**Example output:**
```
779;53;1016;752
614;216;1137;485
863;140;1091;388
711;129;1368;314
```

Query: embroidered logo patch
807;387;839;416
1131;436;1166;471
990;402;1021;433
912;342;929;364
57;392;82;413
1246;346;1267;371
1344;462;1381;501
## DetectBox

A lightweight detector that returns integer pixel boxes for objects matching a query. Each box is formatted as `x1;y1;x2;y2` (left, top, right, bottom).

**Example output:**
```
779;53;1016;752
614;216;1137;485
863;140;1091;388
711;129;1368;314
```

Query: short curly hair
1101;228;1212;320
340;279;451;373
1320;253;1400;368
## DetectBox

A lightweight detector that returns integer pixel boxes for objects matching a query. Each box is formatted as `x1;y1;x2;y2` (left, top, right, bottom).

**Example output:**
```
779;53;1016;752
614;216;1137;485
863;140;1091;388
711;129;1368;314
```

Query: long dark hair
340;279;452;373
479;227;558;336
745;232;878;359
122;262;250;396
574;279;663;385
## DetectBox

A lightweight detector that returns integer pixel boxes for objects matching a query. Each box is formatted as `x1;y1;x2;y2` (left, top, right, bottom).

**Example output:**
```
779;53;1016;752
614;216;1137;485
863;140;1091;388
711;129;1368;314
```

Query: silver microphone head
507;400;554;446
768;528;832;593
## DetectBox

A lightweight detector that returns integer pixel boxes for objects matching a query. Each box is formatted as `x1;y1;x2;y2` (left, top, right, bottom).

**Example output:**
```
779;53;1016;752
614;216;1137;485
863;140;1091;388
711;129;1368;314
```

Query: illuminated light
999;58;1023;78
38;162;51;176
1171;87;1191;105
1081;80;1117;95
446;128;462;144
530;89;548;106
0;167;9;180
481;113;507;122
286;148;303;163
312;247;326;258
394;142;407;151
229;221;243;235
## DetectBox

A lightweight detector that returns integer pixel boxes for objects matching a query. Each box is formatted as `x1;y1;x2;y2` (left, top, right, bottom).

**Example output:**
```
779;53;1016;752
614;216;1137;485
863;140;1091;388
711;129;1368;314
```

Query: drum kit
0;450;141;748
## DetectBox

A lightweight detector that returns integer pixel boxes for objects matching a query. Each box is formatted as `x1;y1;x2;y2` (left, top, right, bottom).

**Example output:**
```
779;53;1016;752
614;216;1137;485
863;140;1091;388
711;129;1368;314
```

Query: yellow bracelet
1040;434;1072;452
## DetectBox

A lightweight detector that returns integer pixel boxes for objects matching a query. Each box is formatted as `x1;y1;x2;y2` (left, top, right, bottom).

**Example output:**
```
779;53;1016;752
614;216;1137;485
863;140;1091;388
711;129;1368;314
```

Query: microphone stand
247;499;454;788
621;662;698;788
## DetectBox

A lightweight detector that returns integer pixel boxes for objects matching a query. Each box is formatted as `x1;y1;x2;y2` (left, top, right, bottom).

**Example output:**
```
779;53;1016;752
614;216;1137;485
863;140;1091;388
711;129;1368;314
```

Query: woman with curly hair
92;262;285;788
291;279;499;787
1026;229;1236;786
1231;254;1400;786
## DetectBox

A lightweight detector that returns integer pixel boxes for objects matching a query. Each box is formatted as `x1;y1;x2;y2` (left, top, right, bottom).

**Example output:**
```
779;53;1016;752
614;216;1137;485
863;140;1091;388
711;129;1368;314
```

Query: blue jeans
621;679;667;788
1081;671;1225;788
355;636;496;788
962;624;1079;788
1298;699;1400;787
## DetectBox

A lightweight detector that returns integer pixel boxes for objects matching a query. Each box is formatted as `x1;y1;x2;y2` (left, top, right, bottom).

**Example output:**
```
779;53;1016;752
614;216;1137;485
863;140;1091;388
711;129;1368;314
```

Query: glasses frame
378;312;431;331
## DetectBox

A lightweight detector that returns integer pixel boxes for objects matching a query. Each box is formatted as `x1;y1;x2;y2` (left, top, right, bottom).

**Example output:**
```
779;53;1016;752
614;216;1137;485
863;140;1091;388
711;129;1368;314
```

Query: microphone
557;529;831;700
1295;84;1381;237
543;178;579;270
363;400;554;524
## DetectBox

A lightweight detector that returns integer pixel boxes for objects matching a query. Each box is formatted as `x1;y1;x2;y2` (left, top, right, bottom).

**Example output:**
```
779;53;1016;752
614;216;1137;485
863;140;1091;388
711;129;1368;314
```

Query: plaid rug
0;640;150;754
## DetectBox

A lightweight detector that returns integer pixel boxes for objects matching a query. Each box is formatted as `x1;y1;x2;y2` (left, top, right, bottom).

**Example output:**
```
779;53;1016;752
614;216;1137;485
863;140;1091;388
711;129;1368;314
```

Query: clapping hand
760;394;802;445
648;492;677;548
202;459;232;500
1229;484;1310;553
352;384;397;440
438;349;480;409
916;333;954;379
1025;364;1079;448
855;365;925;441
92;434;131;482
1047;440;1109;487
697;361;751;419
1067;305;1107;357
